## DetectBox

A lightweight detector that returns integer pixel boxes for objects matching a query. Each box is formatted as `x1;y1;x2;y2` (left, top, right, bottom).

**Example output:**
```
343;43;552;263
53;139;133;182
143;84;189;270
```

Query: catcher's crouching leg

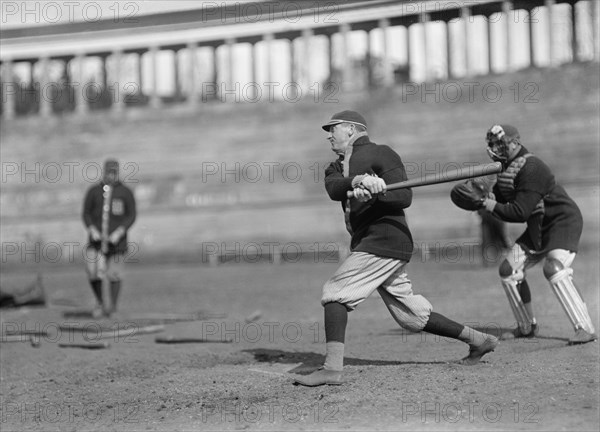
543;259;597;344
499;259;535;336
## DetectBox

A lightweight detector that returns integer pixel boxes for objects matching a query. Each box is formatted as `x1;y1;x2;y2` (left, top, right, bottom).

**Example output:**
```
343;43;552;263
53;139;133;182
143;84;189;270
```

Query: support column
263;33;273;85
570;2;578;62
224;38;235;102
366;30;373;88
212;46;221;100
378;18;393;87
100;55;108;91
75;53;88;115
528;9;535;67
462;6;471;77
39;56;52;117
137;51;144;97
406;25;412;81
173;49;181;101
289;39;296;84
302;28;314;89
593;0;600;62
288;39;299;100
111;49;124;113
327;35;335;84
187;42;198;107
446;20;453;79
2;59;16;119
545;0;555;66
339;23;351;90
251;42;259;101
422;13;430;82
487;15;494;74
503;1;512;72
149;46;162;108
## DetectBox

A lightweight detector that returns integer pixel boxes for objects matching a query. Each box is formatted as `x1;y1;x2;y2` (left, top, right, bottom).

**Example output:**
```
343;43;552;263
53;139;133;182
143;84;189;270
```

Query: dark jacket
492;146;582;254
324;136;414;261
82;181;136;254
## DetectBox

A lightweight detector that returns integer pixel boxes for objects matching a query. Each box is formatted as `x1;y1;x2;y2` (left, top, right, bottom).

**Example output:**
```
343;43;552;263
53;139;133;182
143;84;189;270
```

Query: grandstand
1;60;598;266
1;1;598;267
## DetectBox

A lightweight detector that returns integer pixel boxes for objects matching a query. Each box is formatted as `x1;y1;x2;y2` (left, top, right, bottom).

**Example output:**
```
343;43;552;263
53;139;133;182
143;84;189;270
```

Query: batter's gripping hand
450;180;488;211
352;187;373;202
359;174;386;194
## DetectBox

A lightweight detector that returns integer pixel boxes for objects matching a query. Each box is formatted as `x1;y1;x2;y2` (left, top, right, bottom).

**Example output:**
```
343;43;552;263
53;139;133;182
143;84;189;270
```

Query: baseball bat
347;161;502;198
100;184;113;316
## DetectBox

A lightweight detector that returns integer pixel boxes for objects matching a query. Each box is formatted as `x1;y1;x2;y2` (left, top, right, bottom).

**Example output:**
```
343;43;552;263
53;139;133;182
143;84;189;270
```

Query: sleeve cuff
483;199;497;212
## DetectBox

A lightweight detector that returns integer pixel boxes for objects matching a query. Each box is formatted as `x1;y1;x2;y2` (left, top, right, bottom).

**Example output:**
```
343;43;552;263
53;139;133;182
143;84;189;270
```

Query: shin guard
544;259;595;334
501;279;533;334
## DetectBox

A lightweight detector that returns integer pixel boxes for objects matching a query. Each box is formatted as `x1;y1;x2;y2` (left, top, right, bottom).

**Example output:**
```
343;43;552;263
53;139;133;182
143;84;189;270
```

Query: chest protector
497;154;545;252
497;154;544;216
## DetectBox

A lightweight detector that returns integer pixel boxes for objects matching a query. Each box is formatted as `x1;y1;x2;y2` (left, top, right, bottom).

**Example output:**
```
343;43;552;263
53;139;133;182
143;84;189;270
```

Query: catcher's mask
485;124;515;163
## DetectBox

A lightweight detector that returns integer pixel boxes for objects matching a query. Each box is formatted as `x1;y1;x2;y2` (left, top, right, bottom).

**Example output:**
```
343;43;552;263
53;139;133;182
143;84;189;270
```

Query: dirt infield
1;248;598;431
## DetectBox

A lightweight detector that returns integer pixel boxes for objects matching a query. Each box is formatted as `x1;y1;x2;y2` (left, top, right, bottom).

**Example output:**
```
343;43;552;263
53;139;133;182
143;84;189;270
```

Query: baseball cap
104;158;119;173
322;110;367;131
487;124;520;142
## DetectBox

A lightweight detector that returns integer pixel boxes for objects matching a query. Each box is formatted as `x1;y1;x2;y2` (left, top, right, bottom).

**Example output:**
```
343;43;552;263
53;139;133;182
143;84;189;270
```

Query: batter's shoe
568;329;598;345
459;335;499;365
293;368;343;387
513;323;539;339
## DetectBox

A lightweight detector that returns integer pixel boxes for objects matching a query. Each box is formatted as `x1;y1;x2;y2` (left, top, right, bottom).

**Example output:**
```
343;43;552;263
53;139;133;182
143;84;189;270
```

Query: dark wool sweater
324;136;414;261
492;146;583;254
82;181;137;255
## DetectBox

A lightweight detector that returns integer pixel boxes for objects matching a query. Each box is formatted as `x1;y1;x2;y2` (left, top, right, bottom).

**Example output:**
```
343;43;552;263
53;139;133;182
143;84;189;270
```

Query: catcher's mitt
450;180;488;211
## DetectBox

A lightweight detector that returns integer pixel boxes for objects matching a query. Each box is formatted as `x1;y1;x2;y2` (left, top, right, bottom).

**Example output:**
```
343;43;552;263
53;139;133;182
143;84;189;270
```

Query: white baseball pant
321;251;433;332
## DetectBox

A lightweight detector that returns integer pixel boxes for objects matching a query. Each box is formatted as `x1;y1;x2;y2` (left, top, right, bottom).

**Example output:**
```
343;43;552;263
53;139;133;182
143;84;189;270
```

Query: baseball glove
450;180;488;211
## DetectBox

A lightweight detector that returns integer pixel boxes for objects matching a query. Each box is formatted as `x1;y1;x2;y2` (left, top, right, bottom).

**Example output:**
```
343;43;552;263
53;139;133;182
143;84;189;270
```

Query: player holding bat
83;159;136;317
294;111;499;387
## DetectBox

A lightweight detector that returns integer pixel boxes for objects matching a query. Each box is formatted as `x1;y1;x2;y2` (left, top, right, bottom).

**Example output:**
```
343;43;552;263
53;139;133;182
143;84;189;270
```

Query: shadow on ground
244;348;450;374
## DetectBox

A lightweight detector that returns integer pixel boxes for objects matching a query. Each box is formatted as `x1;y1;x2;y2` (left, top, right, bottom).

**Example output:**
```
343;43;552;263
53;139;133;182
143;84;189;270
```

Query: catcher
451;124;597;345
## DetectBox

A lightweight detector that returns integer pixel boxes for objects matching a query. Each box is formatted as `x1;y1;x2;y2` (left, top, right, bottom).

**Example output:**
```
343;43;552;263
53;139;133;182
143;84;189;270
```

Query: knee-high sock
323;302;347;371
90;279;102;304
110;280;121;311
518;280;531;303
518;280;536;323
423;311;489;346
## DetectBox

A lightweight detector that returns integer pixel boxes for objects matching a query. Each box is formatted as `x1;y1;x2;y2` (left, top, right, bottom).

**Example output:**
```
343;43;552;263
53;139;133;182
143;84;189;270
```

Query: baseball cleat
513;323;539;338
568;329;598;345
459;335;499;365
293;368;343;387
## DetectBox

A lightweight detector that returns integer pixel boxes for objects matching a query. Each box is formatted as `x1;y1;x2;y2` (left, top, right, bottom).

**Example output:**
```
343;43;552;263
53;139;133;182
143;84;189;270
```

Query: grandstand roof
0;0;578;62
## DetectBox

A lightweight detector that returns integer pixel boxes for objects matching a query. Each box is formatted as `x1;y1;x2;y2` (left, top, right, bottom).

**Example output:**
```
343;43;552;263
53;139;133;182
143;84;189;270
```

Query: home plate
248;363;303;377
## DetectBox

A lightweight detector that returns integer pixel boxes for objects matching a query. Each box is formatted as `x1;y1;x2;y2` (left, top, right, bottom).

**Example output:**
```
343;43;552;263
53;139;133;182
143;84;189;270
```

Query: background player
479;124;596;344
294;111;499;387
82;158;136;317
